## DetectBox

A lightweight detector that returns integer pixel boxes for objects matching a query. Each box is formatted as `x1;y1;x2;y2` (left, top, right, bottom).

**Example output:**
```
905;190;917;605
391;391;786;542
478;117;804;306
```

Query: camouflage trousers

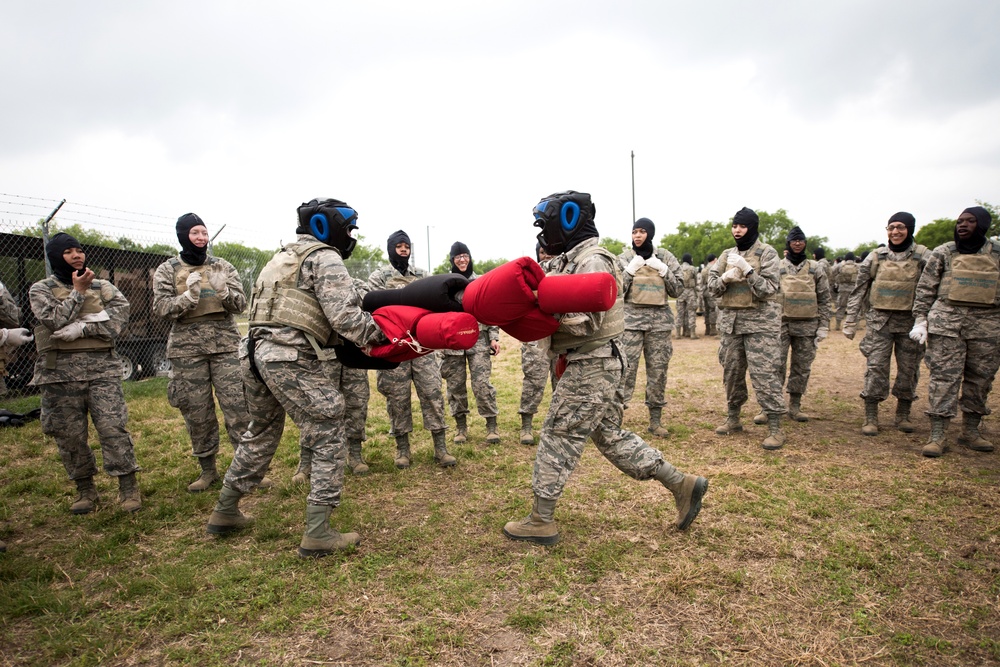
40;378;140;481
703;295;718;329
298;365;370;470
376;353;446;436
834;289;850;320
718;331;786;415
532;351;679;501
441;333;498;418
167;353;249;459
924;334;1000;419
227;353;347;507
620;328;673;408
676;289;698;334
858;326;924;403
779;329;818;396
519;341;553;415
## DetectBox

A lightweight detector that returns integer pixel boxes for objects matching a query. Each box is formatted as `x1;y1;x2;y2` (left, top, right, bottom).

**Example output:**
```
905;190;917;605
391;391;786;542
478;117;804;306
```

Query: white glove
815;327;829;344
625;255;645;275
3;327;32;347
185;271;202;302
645;256;669;277
721;267;744;284
729;254;753;275
909;320;928;344
842;322;856;340
207;271;229;298
51;321;88;342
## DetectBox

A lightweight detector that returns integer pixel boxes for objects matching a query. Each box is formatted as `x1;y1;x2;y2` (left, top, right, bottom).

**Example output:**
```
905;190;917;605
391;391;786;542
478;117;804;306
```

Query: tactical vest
550;245;626;354
868;245;927;311
624;251;666;306
171;258;227;323
34;280;115;368
717;245;768;309
248;241;341;349
681;264;698;288
939;241;1000;307
837;262;859;286
385;272;419;289
779;261;819;319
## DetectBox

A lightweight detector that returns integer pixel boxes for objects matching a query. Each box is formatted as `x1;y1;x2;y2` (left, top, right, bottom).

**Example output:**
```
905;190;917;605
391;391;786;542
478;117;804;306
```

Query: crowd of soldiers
3;194;995;557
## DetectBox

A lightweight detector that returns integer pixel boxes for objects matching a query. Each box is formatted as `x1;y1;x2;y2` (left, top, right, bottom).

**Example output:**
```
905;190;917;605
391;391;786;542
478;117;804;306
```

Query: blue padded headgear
532;190;597;255
297;198;359;259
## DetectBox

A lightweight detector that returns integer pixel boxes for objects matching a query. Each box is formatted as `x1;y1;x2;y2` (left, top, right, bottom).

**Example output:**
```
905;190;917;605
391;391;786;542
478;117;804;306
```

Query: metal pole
630;151;635;223
41;199;67;277
209;223;226;256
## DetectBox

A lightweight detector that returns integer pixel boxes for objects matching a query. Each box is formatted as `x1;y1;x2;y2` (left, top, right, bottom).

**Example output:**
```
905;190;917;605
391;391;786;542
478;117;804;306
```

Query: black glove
363;274;469;313
332;340;400;370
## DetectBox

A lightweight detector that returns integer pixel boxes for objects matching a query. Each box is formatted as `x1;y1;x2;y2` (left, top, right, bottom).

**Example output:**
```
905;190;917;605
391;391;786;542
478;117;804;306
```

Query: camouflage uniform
814;257;833;285
675;261;700;338
227;235;385;506
708;241;785;417
778;257;832;396
29;276;139;481
0;281;21;394
831;260;859;325
152;256;249;462
700;262;718;335
369;264;447;437
519;340;553;416
440;272;500;421
617;247;683;409
845;244;928;406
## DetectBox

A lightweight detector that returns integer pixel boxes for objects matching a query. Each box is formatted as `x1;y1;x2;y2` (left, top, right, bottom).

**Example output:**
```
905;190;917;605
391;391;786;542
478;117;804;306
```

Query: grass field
1;324;998;666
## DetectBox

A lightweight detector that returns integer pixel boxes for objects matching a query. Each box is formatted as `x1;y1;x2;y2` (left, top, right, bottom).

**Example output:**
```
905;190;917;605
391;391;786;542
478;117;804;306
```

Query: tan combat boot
787;393;809;422
753;410;768;425
298;505;360;558
519;413;535;445
453;415;467;444
347;438;369;475
716;405;743;435
503;496;560;545
118;473;142;513
433;429;457;467
921;416;949;458
187;454;219;493
895;399;915;433
647;407;670;438
70;477;99;515
394;434;412;469
207;486;252;535
484;416;501;444
654;464;708;530
957;413;994;452
761;414;785;450
861;400;879;436
291;463;310;486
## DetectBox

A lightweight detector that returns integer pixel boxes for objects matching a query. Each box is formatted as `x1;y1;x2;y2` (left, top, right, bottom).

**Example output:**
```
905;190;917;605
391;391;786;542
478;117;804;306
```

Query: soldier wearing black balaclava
843;211;929;438
677;252;699;339
912;206;1000;458
700;253;719;336
831;250;859;329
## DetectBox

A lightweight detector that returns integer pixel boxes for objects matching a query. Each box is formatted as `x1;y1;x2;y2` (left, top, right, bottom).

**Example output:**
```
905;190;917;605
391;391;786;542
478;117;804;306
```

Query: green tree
212;241;276;299
600;237;626;256
658;220;733;264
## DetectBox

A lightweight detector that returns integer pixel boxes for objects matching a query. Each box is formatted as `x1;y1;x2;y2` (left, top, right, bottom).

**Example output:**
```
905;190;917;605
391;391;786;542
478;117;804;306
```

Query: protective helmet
532;190;596;255
296;198;359;259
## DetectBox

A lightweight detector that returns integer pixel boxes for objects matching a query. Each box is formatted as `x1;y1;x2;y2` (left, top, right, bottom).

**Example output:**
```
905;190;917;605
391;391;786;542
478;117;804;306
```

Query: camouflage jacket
845;243;927;334
368;263;428;291
617;247;683;332
0;281;20;328
779;258;833;336
913;240;1000;339
707;240;782;335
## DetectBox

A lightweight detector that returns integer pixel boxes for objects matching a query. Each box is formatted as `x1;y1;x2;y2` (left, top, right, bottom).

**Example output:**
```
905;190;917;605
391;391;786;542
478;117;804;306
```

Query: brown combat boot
433;429;457;467
895;399;915;433
716;405;743;435
70;477;99;515
484;416;501;444
347;438;369;475
394;434;412;469
957;413;994;452
921;416;949;458
187;454;219;493
118;473;142;513
753;410;768;425
519;413;535;445
787;393;809;422
298;505;360;558
207;486;252;535
291;462;310;486
647;407;670;437
761;414;785;450
862;400;879;436
503;496;560;545
654;464;708;530
453;415;467;444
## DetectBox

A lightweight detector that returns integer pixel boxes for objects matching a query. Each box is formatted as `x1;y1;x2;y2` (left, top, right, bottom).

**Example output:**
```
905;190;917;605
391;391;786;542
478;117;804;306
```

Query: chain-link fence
0;194;385;393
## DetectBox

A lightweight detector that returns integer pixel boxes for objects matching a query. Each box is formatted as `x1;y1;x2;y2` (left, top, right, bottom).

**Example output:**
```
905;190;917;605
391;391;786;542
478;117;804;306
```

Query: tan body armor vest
385;272;419;289
550;245;626;354
868;245;926;311
625;252;666;306
939;242;1000;307
172;258;227;323
681;265;698;288
717;246;766;309
248;241;341;348
837;261;859;286
34;280;114;368
780;261;819;319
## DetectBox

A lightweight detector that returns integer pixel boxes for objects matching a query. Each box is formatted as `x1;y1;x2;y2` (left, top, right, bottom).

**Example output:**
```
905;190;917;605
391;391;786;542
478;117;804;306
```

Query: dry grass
1;321;998;666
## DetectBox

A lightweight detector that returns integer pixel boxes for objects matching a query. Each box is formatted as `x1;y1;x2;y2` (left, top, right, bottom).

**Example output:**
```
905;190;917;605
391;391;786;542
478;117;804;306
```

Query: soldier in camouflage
910;206;1000;458
617;217;684;437
503;191;707;546
843;212;928;437
369;231;454;468
701;254;719;336
813;247;832;285
206;198;388;558
676;253;700;339
708;208;787;450
439;242;502;445
153;213;257;493
0;280;22;394
518;244;557;445
0;325;33;553
830;251;859;330
30;233;142;514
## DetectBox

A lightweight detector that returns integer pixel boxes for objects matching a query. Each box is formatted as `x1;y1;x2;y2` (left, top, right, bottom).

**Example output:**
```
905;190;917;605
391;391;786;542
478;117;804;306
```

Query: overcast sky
2;1;998;268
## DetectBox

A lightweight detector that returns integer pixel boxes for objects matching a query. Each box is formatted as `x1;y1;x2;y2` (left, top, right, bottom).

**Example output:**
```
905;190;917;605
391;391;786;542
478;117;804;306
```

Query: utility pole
630;151;636;223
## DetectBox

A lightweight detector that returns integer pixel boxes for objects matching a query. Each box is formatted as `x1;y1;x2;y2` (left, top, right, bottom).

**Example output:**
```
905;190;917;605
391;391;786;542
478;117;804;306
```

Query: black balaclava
887;212;915;253
844;251;856;262
706;253;717;263
176;213;208;266
535;242;543;262
682;253;693;265
387;230;411;274
449;241;474;278
733;207;759;251
632;217;655;259
813;246;826;261
860;250;870;261
956;206;992;254
785;226;807;265
532;191;598;255
47;232;84;285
